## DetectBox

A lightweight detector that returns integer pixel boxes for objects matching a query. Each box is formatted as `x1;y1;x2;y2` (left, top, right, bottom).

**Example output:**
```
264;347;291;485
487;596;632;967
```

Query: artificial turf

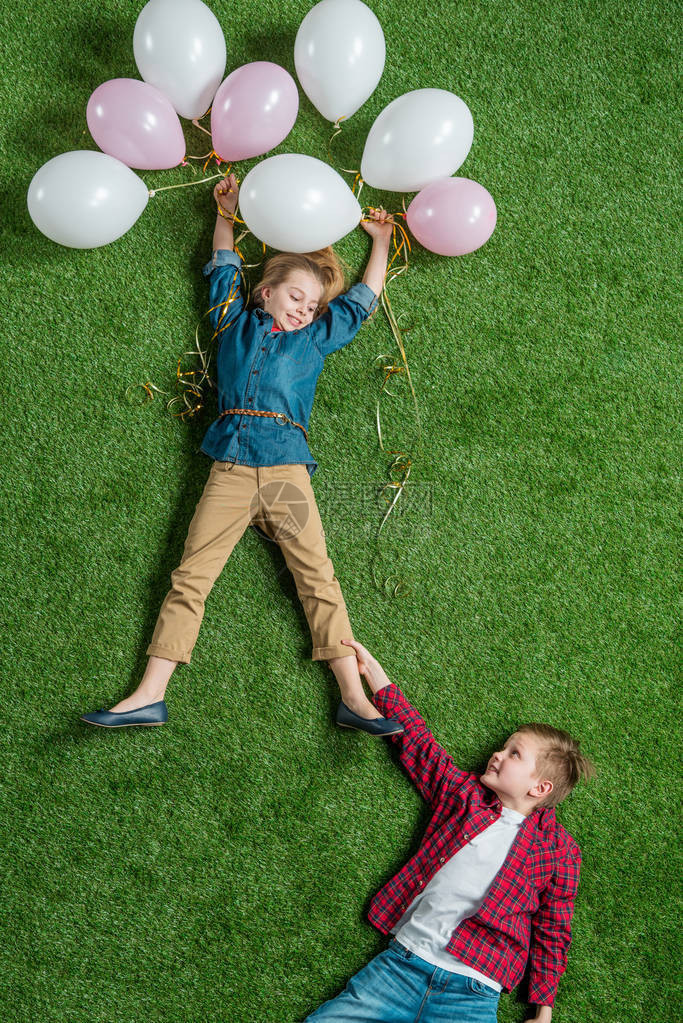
1;0;680;1020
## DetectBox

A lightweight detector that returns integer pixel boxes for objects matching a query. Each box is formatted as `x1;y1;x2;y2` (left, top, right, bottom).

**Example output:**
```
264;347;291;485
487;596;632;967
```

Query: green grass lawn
2;0;680;1020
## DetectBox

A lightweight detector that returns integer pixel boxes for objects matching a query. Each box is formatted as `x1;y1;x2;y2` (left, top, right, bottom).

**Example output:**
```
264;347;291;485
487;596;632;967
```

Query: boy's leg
427;968;500;1023
303;943;427;1022
255;466;379;718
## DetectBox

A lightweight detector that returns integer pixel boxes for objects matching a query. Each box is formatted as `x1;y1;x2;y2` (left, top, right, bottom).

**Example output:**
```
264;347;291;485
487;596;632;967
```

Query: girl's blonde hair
250;246;350;320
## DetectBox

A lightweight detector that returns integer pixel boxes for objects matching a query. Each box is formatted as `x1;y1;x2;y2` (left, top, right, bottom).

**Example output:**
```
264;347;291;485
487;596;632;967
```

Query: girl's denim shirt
200;248;379;477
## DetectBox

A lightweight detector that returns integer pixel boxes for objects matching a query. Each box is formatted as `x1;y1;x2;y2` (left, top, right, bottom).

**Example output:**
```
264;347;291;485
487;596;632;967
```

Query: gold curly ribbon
362;203;422;597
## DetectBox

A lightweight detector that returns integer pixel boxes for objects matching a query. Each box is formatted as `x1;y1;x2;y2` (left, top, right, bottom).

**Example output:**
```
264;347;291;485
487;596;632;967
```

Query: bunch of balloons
26;0;496;256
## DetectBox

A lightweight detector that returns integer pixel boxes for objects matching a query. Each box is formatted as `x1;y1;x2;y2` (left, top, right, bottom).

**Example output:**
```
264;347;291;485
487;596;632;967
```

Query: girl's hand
214;172;239;216
341;638;392;693
360;206;395;242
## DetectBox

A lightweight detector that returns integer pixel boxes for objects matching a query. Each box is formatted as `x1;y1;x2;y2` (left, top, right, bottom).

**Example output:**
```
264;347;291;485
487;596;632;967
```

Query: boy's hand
214;172;239;216
524;1007;552;1023
341;639;392;693
360;206;395;242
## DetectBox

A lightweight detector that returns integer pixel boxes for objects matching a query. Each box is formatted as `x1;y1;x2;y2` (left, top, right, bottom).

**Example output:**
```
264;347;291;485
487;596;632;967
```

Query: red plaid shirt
368;683;582;1007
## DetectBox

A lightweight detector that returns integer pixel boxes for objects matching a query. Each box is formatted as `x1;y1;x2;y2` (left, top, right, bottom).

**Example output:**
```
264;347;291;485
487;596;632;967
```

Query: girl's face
261;270;323;331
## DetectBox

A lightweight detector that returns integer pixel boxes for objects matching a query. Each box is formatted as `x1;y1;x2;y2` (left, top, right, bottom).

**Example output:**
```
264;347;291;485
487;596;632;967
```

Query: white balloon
361;88;474;192
27;151;149;249
134;0;226;120
294;0;385;122
239;154;361;252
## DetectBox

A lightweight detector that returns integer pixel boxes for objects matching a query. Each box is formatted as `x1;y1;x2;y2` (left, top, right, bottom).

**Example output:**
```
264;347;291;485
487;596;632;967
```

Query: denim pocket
277;327;313;364
465;977;500;999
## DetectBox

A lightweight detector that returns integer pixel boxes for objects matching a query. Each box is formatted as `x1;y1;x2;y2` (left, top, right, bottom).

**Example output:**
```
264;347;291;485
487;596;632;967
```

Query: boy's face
261;270;323;332
480;732;550;810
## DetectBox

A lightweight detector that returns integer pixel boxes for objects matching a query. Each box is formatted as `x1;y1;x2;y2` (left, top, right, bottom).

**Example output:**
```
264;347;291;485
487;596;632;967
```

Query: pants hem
146;644;192;665
312;645;357;662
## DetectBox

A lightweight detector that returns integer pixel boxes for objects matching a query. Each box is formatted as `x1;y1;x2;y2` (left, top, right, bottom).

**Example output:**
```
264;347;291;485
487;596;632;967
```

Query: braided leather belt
218;407;308;442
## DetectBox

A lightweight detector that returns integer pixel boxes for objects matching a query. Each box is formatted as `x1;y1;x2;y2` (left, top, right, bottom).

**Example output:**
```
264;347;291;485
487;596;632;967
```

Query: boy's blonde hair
250;247;350;320
518;723;595;808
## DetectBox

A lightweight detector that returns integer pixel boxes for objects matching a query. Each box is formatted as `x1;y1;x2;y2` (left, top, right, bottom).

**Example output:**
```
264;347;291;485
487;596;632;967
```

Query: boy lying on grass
304;638;595;1023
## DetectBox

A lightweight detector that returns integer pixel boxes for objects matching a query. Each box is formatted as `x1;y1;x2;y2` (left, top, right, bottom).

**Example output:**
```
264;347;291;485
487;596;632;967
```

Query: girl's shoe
80;700;168;728
336;700;404;737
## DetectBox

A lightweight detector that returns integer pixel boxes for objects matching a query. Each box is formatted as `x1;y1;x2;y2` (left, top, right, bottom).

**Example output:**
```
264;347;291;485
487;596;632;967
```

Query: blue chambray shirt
200;249;380;477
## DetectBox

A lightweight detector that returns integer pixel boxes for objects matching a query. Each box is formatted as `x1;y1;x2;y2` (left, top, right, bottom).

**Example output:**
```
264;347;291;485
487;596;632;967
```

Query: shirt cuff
370;681;399;712
345;281;380;315
202;249;242;276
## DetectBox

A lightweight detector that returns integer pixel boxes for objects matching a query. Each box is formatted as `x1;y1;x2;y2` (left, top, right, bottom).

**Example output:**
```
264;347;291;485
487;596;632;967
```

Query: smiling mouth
288;315;301;326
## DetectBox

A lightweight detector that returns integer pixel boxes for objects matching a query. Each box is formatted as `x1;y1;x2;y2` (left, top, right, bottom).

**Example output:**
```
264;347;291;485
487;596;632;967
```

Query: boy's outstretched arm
341;639;470;806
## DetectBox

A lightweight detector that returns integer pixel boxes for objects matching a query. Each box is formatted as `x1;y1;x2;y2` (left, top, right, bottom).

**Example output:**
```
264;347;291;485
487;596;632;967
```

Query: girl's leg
109;655;177;713
108;461;256;712
327;652;380;720
259;466;379;720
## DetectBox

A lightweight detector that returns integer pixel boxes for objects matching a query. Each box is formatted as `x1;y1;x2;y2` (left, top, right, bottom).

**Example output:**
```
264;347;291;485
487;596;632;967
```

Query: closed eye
290;292;317;312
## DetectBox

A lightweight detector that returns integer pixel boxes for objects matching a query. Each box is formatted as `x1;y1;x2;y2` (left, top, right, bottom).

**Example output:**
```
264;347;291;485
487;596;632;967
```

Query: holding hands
341;638;392;694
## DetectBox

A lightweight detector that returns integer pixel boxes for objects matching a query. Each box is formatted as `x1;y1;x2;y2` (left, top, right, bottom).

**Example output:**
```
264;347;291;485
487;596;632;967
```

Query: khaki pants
146;461;356;664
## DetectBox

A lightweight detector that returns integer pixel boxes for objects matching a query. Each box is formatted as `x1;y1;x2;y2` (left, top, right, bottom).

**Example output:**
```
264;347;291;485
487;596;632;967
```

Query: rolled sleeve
202;248;242;276
312;282;380;357
202;249;244;336
346;281;380;315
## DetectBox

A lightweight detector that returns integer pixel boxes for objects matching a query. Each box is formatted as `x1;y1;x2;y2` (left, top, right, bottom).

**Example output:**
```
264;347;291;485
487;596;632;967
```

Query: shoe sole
336;722;404;736
80;718;166;728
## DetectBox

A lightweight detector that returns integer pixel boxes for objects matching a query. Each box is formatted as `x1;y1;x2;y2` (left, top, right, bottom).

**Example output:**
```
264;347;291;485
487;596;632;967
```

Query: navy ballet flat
336;700;404;737
80;700;168;728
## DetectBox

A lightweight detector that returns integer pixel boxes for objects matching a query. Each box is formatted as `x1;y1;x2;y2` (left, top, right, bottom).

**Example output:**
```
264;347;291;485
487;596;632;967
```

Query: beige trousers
146;461;356;664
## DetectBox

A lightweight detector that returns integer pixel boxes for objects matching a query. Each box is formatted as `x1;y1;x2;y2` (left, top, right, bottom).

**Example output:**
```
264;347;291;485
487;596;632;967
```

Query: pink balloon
86;78;185;170
211;62;299;163
406;177;497;256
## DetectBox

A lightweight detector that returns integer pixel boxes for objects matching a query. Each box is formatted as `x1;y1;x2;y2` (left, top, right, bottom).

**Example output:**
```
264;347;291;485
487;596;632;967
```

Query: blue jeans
304;938;500;1022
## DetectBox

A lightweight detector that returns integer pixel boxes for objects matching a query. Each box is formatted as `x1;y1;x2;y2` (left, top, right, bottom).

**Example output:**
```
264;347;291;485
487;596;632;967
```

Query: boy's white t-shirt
390;805;526;992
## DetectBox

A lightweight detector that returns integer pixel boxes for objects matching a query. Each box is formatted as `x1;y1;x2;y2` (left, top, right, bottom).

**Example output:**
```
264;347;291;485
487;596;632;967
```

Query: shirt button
439;857;445;863
261;346;266;351
419;880;424;886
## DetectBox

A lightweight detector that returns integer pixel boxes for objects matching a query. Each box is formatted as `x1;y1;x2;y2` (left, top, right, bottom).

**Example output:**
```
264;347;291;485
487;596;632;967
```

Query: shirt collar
482;785;556;832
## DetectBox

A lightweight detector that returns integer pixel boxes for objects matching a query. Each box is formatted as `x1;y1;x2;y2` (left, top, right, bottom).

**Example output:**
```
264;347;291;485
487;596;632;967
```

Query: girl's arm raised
212;173;239;251
360;207;394;299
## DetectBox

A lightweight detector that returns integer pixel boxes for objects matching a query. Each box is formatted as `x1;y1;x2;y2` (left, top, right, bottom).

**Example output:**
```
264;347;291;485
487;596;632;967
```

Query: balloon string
191;109;213;138
147;171;226;197
327;117;367;201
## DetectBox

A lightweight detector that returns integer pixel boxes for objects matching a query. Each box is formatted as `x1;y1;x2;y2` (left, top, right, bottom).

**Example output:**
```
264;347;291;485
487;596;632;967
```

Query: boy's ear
530;778;553;801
